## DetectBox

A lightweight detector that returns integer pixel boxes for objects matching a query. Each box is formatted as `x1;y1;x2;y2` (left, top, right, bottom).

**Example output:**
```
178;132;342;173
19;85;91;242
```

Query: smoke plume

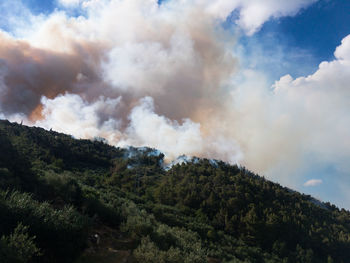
3;0;350;199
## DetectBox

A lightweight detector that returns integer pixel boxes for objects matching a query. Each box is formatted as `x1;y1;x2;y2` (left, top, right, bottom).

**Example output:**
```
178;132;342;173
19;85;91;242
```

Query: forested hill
0;119;350;263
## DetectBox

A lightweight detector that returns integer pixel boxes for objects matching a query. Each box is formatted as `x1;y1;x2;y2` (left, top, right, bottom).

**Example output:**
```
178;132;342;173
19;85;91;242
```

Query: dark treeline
0;119;349;263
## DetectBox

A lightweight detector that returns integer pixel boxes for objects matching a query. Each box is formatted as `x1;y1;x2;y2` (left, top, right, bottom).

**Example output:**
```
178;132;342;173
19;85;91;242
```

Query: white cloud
304;179;323;187
58;0;83;7
202;0;317;35
272;34;350;176
335;34;350;60
0;0;46;37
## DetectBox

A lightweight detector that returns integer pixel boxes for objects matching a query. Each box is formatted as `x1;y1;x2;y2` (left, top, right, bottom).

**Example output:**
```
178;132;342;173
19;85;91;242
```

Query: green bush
0;223;41;263
0;190;90;262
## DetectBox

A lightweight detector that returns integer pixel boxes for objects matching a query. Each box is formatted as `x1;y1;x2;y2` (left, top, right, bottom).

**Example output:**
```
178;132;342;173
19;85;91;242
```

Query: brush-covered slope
0;119;349;263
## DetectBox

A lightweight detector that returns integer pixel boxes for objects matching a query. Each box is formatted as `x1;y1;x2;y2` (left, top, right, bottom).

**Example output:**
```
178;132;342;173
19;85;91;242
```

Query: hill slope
0;119;349;263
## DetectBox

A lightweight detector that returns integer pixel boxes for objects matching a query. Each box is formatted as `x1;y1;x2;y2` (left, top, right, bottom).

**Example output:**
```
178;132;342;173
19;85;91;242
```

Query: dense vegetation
0;119;349;263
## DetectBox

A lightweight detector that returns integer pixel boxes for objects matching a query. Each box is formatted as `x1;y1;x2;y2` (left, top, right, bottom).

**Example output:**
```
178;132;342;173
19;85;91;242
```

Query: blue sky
1;0;350;209
261;0;350;62
22;0;56;14
237;0;350;81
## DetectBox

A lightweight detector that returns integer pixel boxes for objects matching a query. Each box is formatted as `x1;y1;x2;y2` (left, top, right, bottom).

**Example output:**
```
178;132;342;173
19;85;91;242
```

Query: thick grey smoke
0;0;246;163
0;32;102;119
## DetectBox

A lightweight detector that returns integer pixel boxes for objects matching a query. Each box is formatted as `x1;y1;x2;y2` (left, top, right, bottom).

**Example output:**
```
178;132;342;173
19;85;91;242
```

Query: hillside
0;119;349;263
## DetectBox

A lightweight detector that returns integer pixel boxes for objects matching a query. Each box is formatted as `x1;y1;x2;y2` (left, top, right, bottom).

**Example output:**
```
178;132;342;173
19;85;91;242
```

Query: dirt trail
75;226;137;263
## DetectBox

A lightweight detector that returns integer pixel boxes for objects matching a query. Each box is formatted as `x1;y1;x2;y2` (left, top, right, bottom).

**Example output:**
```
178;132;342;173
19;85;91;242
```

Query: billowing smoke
0;31;101;119
3;0;350;198
1;0;245;163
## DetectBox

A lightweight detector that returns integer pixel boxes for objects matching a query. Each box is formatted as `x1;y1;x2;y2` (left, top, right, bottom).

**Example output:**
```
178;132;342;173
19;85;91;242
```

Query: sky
0;0;350;209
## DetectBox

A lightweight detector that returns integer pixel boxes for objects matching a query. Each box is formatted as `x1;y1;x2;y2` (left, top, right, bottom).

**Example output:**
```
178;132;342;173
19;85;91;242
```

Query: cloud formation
202;0;317;35
304;179;323;187
58;0;82;7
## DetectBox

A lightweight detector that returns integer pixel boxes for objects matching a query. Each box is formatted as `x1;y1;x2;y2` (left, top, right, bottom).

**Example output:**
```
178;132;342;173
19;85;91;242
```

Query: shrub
0;223;41;263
